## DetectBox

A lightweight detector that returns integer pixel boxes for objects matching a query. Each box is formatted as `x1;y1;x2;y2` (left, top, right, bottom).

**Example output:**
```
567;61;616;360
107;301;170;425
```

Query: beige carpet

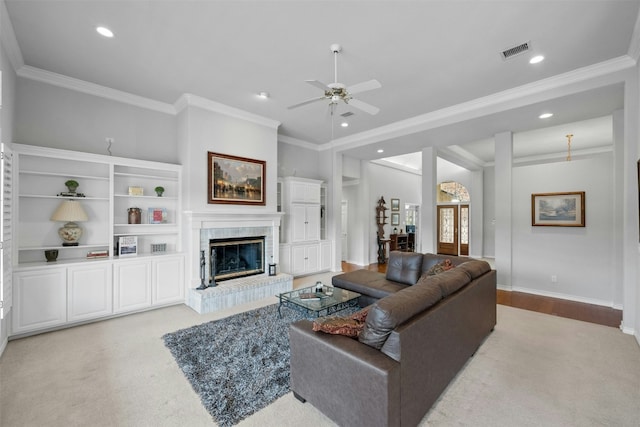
1;272;639;426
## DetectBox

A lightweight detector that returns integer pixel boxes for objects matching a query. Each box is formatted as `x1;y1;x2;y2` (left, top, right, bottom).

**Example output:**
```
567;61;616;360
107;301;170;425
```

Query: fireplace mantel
185;211;284;229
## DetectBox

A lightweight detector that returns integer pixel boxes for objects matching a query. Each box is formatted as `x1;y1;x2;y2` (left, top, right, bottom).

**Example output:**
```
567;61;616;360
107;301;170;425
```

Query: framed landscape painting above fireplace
208;152;266;205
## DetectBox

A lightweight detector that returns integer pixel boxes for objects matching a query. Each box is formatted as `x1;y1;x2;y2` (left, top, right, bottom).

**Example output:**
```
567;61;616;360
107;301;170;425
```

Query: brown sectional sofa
289;252;496;427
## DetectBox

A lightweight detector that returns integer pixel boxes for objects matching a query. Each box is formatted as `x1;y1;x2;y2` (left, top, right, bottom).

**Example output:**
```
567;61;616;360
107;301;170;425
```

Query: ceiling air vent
340;111;354;117
501;41;531;60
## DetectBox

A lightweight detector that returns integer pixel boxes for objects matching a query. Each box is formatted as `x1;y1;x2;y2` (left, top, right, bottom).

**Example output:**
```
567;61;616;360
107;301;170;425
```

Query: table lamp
50;200;88;246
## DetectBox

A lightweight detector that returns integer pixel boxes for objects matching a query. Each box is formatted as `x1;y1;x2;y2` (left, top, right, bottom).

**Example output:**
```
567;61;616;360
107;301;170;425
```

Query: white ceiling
4;1;639;165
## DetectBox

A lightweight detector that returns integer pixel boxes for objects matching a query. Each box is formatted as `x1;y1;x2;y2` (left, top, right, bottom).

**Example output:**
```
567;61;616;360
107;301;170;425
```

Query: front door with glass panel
437;205;458;255
437;204;469;256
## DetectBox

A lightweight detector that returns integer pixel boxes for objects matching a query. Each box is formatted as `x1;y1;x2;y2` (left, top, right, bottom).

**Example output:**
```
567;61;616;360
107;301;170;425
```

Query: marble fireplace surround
185;211;292;314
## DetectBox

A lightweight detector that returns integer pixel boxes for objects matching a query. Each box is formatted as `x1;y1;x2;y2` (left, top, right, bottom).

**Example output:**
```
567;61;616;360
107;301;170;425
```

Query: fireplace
209;236;265;282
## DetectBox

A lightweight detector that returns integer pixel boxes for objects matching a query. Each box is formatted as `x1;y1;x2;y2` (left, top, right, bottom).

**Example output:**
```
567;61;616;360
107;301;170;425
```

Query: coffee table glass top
278;285;361;317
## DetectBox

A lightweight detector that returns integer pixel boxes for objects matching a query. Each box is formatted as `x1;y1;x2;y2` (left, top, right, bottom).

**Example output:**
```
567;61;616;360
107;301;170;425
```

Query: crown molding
628;11;640;61
174;93;280;129
371;159;422;176
1;0;24;71
278;134;321;151
328;56;635;153
17;65;176;114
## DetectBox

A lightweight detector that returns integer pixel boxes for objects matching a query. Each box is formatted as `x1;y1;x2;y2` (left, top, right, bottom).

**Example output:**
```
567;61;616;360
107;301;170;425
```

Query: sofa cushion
424;259;454;276
359;281;443;349
332;270;409;300
457;260;491;279
385;251;424;285
417;267;471;298
312;306;371;338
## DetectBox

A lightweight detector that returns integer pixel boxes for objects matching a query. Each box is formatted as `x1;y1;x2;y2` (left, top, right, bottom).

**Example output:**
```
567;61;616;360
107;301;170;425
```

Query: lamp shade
50;200;88;222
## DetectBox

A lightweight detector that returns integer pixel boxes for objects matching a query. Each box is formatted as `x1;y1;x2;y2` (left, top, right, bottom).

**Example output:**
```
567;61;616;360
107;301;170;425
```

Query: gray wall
14;78;177;163
511;154;616;306
277;141;321;180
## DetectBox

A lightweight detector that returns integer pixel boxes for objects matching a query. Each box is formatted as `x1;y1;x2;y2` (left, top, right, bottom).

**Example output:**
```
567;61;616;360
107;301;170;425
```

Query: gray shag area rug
162;303;358;426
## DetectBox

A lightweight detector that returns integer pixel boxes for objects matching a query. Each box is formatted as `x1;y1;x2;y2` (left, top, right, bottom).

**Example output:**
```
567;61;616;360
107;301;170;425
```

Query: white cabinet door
290;205;321;243
291;243;320;275
114;260;152;313
152;255;184;305
305;206;321;241
305;243;320;273
13;268;67;334
68;263;113;322
290;181;321;204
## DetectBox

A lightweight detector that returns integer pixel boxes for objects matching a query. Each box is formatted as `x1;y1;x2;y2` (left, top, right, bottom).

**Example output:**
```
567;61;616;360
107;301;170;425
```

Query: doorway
436;180;470;256
437;204;469;256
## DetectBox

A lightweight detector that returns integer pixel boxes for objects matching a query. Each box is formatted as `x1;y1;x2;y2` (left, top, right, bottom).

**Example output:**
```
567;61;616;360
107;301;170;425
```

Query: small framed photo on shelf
148;207;167;224
128;186;144;196
116;236;138;256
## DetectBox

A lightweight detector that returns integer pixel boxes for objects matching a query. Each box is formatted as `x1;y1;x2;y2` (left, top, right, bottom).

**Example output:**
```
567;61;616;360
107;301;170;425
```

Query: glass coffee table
277;285;361;318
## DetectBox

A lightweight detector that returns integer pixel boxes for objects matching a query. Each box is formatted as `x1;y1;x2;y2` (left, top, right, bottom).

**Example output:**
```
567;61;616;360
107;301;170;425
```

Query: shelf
19;170;109;181
19;194;110;201
114;172;178;181
19;243;110;251
114;194;178;200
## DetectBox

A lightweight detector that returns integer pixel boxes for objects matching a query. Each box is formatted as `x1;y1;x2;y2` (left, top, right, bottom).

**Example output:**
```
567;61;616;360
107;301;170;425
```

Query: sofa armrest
289;320;401;427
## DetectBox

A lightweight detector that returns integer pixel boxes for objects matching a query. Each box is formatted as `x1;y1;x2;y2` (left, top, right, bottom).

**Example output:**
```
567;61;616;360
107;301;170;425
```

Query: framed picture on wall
208;152;266;205
391;198;400;211
531;191;585;227
391;212;400;226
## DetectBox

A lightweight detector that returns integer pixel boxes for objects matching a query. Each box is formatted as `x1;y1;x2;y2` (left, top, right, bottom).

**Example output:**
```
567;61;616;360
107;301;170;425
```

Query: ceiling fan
288;43;381;115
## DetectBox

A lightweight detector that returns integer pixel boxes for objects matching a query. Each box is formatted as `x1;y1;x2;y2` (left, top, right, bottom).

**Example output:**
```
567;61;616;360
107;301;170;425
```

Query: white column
469;169;484;258
420;147;437;253
494;131;513;289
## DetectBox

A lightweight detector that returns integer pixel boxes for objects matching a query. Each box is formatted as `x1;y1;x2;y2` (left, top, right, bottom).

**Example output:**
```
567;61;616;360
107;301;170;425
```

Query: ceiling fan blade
348;98;380;115
288;96;327;110
305;80;332;91
347;79;381;95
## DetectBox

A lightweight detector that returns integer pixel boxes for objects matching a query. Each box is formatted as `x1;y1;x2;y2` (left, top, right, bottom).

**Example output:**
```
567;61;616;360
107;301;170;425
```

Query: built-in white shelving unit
11;144;185;336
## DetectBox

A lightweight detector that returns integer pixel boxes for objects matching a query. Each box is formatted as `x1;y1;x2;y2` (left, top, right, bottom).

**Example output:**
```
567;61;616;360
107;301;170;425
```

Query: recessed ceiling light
539;113;553;119
96;26;114;38
257;91;270;99
529;55;544;64
377;149;384;153
341;122;349;127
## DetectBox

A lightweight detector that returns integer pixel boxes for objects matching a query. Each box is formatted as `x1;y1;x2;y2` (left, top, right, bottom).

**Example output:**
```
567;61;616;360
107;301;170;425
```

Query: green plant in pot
65;179;79;193
154;186;165;197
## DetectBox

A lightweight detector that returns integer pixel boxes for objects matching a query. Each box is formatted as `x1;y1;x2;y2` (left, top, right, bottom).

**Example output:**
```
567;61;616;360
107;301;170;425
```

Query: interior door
437;205;458;255
459;204;469;256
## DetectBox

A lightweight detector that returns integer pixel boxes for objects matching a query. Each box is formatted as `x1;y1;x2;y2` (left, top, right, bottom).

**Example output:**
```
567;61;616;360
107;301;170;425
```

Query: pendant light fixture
566;134;573;161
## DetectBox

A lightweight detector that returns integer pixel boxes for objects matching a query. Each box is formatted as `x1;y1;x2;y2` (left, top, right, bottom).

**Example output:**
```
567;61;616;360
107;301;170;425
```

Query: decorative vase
44;249;58;262
128;207;141;224
155;190;163;197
